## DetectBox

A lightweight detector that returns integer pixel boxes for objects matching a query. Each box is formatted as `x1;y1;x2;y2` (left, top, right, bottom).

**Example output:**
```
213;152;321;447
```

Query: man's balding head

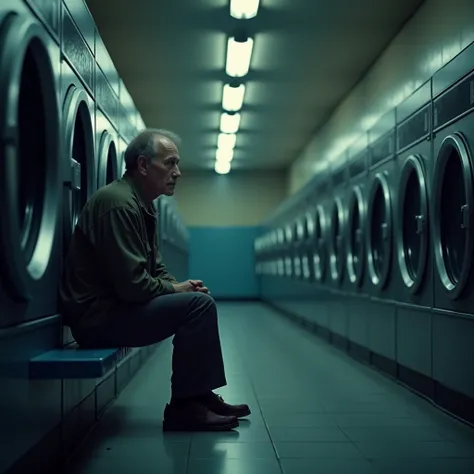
124;128;182;201
124;129;181;171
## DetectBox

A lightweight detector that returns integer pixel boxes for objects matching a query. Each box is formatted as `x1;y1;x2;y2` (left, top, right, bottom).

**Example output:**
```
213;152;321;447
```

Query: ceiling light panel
230;0;260;19
222;83;246;111
226;37;254;77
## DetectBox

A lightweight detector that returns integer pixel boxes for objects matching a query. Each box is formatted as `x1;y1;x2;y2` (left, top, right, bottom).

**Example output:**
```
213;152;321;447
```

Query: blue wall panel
189;227;260;299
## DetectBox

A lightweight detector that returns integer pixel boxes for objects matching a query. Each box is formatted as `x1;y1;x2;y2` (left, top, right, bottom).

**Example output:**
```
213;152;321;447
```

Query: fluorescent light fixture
216;148;234;162
226;37;254;77
215;161;231;174
230;0;260;19
220;112;241;133
222;83;246;111
217;133;237;149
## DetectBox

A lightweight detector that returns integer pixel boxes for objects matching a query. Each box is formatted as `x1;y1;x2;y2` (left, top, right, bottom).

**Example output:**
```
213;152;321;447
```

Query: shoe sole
236;407;251;418
162;418;239;432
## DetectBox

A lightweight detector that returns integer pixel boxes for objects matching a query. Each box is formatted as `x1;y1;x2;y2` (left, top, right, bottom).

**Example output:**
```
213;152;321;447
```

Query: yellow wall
173;170;287;227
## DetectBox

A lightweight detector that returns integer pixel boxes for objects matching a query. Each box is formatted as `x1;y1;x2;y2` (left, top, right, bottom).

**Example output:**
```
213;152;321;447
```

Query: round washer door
0;13;61;301
366;172;392;289
62;84;95;248
329;197;345;283
433;133;474;299
302;212;312;280
310;205;327;282
397;155;429;294
346;185;365;287
284;224;293;277
97;130;118;188
294;219;304;278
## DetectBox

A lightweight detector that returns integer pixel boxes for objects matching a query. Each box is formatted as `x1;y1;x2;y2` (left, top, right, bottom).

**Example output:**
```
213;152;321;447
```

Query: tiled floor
65;302;474;474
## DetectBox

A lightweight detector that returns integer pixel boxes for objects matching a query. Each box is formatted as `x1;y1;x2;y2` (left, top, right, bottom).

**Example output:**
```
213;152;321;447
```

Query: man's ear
137;155;148;175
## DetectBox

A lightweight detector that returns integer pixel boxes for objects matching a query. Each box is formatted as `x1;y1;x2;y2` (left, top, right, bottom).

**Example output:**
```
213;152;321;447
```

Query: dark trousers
71;292;227;398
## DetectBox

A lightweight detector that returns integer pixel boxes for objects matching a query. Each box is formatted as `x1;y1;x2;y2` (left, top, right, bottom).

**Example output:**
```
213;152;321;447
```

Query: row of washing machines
0;0;189;332
255;40;474;424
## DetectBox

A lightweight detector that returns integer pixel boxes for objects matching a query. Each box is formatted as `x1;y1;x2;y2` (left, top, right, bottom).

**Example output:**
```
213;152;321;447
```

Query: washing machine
96;108;119;189
118;137;128;177
431;42;474;316
306;181;329;287
60;56;95;255
325;160;349;346
256;232;264;277
94;60;119;189
276;226;285;278
0;3;62;326
260;231;270;278
293;212;305;281
327;159;347;291
345;134;369;296
254;236;262;277
366;110;399;301
283;220;294;280
393;80;435;392
299;201;313;282
302;178;332;334
344;134;372;360
395;80;433;308
365;110;399;373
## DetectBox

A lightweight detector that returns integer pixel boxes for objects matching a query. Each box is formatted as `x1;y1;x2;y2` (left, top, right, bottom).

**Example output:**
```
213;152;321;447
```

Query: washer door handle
415;214;425;234
381;222;389;240
70;158;81;191
461;204;469;229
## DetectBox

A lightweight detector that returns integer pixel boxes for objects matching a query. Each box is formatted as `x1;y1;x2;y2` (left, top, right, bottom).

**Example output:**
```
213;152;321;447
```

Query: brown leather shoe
201;392;251;418
162;400;239;431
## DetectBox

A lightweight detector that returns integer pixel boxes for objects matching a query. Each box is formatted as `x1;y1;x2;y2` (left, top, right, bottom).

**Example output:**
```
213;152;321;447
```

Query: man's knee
192;291;216;309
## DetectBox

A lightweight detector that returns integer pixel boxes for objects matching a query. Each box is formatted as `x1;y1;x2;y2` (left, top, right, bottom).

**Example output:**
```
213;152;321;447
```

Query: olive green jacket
59;173;177;329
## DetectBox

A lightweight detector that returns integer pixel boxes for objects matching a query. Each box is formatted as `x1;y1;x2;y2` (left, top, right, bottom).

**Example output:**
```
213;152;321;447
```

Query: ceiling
85;0;424;171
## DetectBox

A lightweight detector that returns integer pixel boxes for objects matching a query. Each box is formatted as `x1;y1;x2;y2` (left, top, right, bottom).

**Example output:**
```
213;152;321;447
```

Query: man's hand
190;279;210;294
172;280;196;293
172;280;210;294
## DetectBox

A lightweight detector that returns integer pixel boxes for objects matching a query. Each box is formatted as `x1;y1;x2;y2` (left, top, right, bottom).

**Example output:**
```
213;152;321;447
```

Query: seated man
59;128;250;432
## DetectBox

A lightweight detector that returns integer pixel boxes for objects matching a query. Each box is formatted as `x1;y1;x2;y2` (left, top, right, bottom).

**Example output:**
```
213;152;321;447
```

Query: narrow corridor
65;303;474;474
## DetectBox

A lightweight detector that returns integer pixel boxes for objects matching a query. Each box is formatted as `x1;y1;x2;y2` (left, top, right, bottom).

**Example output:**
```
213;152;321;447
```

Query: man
59;128;250;432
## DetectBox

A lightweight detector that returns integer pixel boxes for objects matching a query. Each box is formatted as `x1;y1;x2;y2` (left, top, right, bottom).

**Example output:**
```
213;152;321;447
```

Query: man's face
140;137;181;198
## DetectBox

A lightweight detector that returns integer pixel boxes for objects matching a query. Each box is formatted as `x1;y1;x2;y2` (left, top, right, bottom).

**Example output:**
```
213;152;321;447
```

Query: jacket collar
123;172;157;217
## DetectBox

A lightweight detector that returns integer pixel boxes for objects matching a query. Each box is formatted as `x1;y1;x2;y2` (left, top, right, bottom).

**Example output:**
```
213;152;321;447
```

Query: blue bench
29;343;130;379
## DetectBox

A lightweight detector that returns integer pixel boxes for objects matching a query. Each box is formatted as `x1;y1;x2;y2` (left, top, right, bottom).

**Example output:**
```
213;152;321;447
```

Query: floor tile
265;413;339;428
190;440;276;459
187;457;283;474
340;426;447;442
371;457;474;474
268;426;349;442
274;441;364;459
355;440;474;459
190;422;271;443
280;458;378;474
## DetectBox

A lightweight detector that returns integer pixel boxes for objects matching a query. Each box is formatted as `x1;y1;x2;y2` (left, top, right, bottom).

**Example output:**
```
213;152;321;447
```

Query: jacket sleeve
155;251;178;283
96;207;175;302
